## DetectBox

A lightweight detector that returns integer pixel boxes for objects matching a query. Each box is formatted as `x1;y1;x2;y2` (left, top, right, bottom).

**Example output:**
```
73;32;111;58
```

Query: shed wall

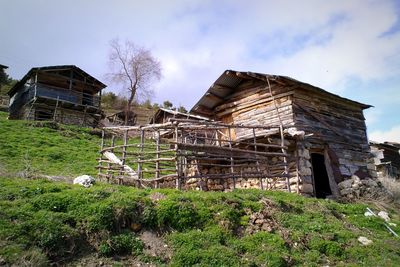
292;89;375;182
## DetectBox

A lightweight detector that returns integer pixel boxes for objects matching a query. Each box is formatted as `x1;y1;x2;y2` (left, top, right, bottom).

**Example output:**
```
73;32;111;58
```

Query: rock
389;223;397;227
378;211;390;222
351;175;361;185
186;178;198;184
364;211;374;217
73;175;95;187
358;236;373;246
361;179;378;187
338;179;353;190
261;223;273;232
340;188;353;196
301;183;314;194
254;219;264;225
130;223;142;232
300;167;312;176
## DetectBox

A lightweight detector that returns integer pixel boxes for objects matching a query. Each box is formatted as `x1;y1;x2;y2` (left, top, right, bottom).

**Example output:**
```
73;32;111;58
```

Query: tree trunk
125;88;136;126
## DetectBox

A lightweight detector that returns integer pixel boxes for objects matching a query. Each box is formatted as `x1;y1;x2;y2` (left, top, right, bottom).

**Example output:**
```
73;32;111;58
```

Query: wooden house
190;70;375;198
106;110;137;126
149;107;209;124
370;141;400;179
8;65;106;127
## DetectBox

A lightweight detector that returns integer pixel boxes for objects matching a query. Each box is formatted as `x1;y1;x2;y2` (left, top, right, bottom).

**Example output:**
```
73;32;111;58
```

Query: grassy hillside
0;111;399;266
0;111;101;178
0;178;399;266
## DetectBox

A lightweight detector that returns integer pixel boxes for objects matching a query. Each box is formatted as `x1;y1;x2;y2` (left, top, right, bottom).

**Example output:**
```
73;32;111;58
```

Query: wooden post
137;128;144;188
228;126;236;189
98;129;105;180
107;134;116;183
174;124;181;189
253;128;263;190
83;106;87;126
280;125;291;192
34;70;38;98
120;130;128;184
155;130;160;188
53;96;59;122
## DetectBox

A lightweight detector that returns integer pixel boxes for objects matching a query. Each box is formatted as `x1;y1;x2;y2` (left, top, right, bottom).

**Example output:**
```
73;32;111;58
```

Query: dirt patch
149;192;166;203
139;231;172;262
245;198;279;234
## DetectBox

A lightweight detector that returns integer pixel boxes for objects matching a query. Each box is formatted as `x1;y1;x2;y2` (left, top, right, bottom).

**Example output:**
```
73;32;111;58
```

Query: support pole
253;128;263;190
280;125;290;192
98;129;105;180
228;126;236;189
53;96;59;122
174;124;181;189
120;130;128;184
155;130;160;188
137;128;144;188
107;134;116;183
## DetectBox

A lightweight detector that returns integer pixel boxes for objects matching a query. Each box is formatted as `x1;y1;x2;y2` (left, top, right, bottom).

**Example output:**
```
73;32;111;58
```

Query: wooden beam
205;92;224;102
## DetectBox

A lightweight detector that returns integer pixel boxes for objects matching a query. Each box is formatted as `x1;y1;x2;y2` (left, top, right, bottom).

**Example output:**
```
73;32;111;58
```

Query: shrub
99;232;144;257
379;175;400;202
156;198;201;231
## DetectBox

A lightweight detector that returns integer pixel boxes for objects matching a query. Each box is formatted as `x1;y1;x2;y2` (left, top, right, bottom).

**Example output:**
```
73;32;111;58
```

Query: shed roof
150;107;210;124
8;65;106;96
190;70;372;116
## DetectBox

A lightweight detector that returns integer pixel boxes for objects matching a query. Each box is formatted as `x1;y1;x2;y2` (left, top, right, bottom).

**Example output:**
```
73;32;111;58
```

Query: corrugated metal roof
150;107;210;124
190;70;372;116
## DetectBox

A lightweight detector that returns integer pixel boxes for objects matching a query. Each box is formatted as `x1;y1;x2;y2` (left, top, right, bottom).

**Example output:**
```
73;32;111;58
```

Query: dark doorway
311;153;332;198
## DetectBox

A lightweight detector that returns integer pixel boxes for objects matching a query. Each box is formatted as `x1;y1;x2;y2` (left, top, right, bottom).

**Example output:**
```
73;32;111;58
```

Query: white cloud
1;0;399;129
369;125;400;143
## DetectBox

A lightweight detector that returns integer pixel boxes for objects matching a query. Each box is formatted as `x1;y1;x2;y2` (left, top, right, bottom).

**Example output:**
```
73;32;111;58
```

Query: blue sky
1;0;399;142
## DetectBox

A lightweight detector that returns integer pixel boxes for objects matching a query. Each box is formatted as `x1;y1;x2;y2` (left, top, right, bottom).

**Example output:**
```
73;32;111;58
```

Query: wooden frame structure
7;65;106;127
98;118;296;191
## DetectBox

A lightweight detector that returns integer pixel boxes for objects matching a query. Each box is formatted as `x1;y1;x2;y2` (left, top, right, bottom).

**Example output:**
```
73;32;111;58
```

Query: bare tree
107;39;161;125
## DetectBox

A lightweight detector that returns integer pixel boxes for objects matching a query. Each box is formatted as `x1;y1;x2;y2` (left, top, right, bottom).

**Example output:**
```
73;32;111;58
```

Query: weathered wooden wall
214;82;296;140
292;88;376;183
18;103;99;127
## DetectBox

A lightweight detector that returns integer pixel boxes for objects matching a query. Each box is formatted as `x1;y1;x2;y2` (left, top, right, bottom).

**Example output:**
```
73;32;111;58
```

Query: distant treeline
102;91;188;113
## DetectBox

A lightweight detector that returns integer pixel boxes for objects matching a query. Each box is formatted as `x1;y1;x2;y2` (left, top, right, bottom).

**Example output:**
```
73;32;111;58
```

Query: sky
1;0;399;142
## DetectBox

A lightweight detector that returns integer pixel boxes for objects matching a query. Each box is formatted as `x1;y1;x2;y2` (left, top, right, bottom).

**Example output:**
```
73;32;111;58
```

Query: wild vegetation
0;111;399;266
0;178;399;266
0;111;100;178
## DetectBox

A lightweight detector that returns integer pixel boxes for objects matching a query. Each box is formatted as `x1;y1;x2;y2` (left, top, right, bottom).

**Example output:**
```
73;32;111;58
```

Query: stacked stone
294;144;314;196
337;175;390;200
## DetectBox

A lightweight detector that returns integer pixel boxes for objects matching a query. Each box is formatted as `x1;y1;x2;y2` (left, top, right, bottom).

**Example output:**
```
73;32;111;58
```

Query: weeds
379;175;400;202
0;178;399;266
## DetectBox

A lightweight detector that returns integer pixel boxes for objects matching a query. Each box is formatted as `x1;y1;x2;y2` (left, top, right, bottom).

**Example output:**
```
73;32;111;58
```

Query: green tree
142;99;152;109
162;100;173;109
178;105;188;113
101;92;118;108
0;68;16;95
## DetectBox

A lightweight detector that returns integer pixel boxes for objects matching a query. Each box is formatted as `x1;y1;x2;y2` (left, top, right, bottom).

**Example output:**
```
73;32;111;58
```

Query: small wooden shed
190;70;375;198
149;107;209;124
8;65;106;127
370;141;400;179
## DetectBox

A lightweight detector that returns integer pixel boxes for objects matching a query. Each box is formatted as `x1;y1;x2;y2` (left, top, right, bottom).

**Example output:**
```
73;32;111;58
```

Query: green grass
0;111;101;177
0;177;399;266
0;111;400;266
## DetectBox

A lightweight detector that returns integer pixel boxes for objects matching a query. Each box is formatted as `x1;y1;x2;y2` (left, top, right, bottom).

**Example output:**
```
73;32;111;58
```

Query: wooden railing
97;119;295;191
27;83;100;107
